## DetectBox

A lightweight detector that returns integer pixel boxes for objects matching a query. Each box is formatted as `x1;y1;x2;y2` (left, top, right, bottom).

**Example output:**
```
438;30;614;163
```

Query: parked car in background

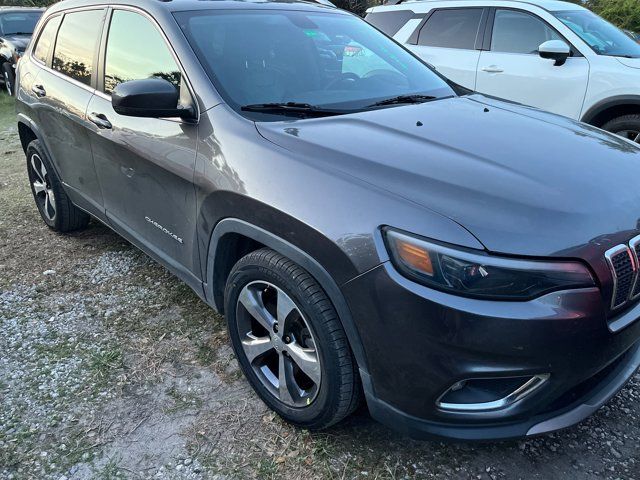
0;7;43;95
366;0;640;144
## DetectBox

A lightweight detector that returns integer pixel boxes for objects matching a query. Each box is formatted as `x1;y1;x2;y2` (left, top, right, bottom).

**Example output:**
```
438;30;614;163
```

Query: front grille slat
630;238;640;299
612;251;634;306
606;243;638;310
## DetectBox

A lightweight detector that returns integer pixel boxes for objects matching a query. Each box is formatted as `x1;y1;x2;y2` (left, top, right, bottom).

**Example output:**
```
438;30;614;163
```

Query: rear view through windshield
0;11;41;36
174;9;455;118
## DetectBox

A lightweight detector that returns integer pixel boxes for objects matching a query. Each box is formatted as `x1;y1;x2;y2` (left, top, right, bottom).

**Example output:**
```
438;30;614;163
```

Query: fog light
437;375;549;412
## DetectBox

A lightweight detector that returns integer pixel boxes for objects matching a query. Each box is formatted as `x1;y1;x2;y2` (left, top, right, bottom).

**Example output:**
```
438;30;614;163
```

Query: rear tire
602;114;640;144
2;62;15;96
224;248;362;430
26;139;90;232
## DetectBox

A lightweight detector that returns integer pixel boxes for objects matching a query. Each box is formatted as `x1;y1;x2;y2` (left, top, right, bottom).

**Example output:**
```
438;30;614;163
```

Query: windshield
0;12;41;36
554;9;640;58
174;9;456;119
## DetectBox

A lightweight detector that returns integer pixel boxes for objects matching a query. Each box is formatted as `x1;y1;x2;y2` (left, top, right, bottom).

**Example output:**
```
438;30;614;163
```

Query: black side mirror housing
112;78;194;119
538;40;571;67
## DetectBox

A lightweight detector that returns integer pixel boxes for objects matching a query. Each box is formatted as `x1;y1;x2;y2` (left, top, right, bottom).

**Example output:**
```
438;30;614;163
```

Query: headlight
384;228;594;300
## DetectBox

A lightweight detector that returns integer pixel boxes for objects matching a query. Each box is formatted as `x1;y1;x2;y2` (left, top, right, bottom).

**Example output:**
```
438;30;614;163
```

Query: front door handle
88;112;112;130
31;84;46;97
481;65;504;73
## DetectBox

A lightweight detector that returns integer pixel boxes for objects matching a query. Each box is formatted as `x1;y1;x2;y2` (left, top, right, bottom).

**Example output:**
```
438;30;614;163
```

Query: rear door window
52;9;104;86
365;10;416;37
418;8;484;49
33;15;61;64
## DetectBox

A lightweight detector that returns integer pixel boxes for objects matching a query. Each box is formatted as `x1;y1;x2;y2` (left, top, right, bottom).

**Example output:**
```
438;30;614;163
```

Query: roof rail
313;0;337;6
383;0;405;4
158;0;336;5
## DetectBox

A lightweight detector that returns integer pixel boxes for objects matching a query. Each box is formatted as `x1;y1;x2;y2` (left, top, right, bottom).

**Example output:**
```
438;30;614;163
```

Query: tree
592;0;640;31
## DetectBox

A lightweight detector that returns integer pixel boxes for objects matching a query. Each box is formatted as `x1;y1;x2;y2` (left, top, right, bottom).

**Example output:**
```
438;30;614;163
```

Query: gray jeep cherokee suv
15;0;640;440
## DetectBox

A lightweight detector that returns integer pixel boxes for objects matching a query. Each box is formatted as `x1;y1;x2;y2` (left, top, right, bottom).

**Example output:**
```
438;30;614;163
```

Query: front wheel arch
206;218;369;375
581;97;640;128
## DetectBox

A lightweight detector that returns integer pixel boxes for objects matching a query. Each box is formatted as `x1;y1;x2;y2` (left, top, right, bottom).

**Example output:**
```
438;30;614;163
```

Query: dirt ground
1;90;639;480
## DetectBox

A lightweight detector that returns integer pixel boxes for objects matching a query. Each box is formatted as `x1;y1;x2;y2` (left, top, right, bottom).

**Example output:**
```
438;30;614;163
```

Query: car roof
46;0;339;15
0;7;45;13
376;0;585;12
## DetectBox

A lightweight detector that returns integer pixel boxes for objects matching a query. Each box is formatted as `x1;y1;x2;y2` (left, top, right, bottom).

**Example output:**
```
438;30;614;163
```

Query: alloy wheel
30;153;56;221
236;281;321;407
616;129;640;144
4;71;11;95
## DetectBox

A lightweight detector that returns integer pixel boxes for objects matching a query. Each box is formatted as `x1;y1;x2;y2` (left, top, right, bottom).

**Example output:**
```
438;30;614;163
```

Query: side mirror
538;40;571;67
112;78;194;119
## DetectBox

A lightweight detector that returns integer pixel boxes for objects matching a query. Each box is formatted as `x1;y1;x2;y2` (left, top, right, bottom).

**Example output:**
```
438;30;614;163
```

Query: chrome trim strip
605;244;636;310
436;374;550;413
38;62;98;95
628;235;640;301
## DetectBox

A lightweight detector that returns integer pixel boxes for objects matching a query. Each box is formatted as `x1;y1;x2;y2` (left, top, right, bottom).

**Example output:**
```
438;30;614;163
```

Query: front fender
205;216;370;373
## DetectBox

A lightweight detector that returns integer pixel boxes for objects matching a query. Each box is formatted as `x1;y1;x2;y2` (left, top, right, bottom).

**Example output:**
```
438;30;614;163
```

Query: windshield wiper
4;32;31;36
365;94;440;108
241;102;352;117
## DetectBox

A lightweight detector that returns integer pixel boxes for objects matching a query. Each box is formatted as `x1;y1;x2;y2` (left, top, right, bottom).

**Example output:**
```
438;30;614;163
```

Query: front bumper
342;262;640;440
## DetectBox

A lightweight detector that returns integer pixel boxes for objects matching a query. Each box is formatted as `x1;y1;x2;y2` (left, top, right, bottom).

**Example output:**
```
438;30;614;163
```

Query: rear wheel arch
581;96;640;128
206;217;369;374
18;120;38;154
17;117;63;178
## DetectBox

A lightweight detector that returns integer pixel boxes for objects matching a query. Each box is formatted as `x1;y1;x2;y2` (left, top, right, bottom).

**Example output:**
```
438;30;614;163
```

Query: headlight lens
384;229;594;300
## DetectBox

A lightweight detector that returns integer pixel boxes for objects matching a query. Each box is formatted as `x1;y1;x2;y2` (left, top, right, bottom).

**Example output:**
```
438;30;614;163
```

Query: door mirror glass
111;78;193;118
538;40;571;66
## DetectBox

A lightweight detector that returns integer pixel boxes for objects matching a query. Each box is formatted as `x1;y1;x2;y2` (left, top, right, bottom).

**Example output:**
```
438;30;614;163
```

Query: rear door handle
88;112;112;130
31;84;46;97
481;66;504;73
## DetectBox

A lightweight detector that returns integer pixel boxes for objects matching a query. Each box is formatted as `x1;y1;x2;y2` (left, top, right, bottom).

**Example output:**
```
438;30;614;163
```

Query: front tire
224;248;361;430
602;114;640;144
26;140;90;232
2;62;15;96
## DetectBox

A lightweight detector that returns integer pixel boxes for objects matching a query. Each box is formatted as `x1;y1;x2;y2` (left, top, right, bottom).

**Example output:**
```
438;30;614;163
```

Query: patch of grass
165;385;204;414
0;91;16;134
195;342;216;366
88;348;124;388
256;457;279;479
92;457;126;480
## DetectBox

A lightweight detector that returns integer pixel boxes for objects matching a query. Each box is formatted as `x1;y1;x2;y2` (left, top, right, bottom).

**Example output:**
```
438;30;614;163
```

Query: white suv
365;0;640;142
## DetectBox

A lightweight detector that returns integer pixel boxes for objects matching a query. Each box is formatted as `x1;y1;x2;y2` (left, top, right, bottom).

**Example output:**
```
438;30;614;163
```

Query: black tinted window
0;12;41;36
52;9;104;86
418;9;483;49
33;15;60;64
365;10;415;37
491;10;561;54
104;10;181;95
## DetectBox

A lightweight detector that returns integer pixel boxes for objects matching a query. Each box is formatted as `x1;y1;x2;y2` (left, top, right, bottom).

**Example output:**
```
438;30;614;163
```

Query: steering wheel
362;69;408;86
324;73;361;90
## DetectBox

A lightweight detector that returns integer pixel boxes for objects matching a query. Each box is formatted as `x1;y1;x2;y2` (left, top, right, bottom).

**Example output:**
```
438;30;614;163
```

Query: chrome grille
605;242;638;310
631;236;640;299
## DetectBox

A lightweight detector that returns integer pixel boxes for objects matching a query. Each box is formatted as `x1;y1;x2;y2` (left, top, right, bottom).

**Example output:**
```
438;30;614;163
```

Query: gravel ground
1;90;640;480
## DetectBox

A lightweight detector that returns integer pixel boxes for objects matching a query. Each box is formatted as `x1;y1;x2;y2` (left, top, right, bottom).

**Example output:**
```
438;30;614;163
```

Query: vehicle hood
256;94;640;259
3;34;31;50
616;57;640;69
